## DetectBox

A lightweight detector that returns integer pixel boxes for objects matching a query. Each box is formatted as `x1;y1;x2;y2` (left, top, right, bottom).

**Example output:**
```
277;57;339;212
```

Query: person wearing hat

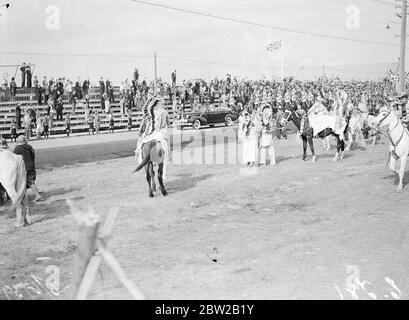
396;91;408;118
13;135;42;202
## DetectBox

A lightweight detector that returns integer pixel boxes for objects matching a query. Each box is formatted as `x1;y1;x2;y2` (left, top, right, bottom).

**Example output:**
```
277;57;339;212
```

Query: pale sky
0;0;405;84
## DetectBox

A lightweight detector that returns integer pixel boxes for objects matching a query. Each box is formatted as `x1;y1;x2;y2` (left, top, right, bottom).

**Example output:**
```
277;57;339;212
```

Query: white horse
374;105;409;192
0;150;30;226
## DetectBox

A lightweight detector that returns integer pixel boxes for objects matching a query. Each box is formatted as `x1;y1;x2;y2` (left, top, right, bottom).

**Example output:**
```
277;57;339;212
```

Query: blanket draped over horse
307;99;347;140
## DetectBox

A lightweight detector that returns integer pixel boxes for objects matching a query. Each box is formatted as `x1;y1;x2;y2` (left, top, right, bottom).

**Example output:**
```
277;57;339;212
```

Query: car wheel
225;116;233;126
193;119;201;130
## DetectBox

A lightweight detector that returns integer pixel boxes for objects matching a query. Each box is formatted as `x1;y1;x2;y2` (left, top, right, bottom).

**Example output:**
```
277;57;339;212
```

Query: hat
16;135;27;145
0;138;9;149
397;91;408;99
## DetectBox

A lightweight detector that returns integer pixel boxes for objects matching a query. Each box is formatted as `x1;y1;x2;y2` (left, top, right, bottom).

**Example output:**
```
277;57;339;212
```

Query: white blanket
308;113;346;138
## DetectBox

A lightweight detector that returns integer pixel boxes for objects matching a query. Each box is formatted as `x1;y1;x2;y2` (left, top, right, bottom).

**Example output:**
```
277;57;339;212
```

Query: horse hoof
162;190;168;196
312;156;317;162
397;185;404;192
149;193;154;198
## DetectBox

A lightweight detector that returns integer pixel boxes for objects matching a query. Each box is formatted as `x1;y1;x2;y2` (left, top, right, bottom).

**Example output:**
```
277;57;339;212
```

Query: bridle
376;108;409;154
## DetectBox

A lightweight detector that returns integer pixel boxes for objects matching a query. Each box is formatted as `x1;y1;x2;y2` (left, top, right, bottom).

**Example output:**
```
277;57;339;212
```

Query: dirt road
1;132;409;300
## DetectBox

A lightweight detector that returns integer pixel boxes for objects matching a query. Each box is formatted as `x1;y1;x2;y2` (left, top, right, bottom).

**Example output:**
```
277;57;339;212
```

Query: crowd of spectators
0;63;404;143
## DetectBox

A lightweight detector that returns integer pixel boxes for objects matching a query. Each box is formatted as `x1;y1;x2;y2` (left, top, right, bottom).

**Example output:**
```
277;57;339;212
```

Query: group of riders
234;77;408;165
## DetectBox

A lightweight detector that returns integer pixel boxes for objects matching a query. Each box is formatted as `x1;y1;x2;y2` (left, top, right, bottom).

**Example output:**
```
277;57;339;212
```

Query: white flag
266;40;282;51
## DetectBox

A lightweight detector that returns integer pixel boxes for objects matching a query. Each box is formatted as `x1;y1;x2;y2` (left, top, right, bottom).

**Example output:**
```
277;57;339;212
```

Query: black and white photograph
1;0;409;306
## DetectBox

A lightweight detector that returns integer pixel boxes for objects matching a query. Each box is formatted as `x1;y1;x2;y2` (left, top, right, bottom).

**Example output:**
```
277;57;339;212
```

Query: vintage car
174;105;238;130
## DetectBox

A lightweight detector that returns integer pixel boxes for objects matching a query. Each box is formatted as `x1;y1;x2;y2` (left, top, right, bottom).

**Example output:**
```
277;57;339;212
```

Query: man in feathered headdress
135;96;169;169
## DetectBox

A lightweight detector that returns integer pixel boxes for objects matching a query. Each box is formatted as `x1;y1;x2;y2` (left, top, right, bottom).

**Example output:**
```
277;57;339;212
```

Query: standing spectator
10;119;17;143
26;64;32;88
94;111;101;134
56;97;63;121
36;114;43;139
49;100;55;130
13;135;42;202
82;79;90;97
133;68;139;84
43;76;49;103
10;77;17;101
88;110;95;135
65;113;71;137
99;77;105;110
127;108;132;131
20;63;27;88
275;107;287;140
42;114;50;139
109;112;114;133
74;79;82;100
104;93;111;114
33;76;42;105
15;103;22;129
66;80;73;104
171;70;176;87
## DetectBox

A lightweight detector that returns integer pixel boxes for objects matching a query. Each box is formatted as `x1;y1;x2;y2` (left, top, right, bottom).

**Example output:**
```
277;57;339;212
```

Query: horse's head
374;105;393;130
280;109;293;126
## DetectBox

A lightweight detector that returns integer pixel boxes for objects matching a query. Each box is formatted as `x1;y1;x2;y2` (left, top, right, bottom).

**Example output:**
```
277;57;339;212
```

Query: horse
0;150;30;227
281;108;346;161
374;105;409;192
133;140;168;198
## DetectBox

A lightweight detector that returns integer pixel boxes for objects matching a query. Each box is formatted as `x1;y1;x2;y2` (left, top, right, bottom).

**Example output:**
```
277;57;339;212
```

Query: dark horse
280;109;346;161
133;140;168;198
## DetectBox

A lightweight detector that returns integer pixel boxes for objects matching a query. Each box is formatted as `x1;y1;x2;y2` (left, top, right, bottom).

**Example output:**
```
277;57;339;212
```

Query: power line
0;51;153;58
131;0;400;47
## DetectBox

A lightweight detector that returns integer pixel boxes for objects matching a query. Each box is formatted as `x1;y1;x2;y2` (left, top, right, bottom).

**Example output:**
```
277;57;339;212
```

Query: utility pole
154;52;158;95
399;0;407;92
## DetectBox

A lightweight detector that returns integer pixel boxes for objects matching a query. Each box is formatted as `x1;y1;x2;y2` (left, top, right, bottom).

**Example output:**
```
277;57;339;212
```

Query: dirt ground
1;132;409;300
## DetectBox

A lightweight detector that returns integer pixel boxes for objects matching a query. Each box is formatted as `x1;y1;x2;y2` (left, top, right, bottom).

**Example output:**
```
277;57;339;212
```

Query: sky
0;0;405;84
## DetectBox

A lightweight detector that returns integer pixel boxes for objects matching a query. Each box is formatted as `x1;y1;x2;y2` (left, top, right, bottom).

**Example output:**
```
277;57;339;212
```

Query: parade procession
2;0;409;306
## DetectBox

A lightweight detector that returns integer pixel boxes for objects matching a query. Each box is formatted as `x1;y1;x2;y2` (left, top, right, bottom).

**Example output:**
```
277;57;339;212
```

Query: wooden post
400;0;407;92
68;200;144;300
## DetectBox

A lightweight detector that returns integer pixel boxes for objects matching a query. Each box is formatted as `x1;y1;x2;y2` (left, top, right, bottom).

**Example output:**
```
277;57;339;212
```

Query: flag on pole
266;40;282;51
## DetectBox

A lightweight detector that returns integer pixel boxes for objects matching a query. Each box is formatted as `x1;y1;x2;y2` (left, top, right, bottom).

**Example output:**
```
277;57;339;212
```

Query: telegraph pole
154;52;158;95
399;0;407;92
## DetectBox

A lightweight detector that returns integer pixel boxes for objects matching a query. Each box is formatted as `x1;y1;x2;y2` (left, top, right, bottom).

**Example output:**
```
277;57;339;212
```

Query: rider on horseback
135;96;169;167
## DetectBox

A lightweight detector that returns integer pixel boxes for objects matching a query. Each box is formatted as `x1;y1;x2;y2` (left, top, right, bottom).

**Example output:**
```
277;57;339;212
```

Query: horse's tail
132;145;152;173
10;156;27;211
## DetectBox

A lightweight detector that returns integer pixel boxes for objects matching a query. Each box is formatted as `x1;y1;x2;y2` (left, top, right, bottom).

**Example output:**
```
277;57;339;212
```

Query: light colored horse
374;105;409;192
0;150;30;226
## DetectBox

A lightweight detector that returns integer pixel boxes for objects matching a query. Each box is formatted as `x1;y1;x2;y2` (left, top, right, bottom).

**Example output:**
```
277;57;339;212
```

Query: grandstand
0;86;180;139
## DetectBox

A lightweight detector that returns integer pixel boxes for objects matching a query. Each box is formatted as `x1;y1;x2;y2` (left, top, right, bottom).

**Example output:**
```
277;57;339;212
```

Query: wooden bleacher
0;86;184;139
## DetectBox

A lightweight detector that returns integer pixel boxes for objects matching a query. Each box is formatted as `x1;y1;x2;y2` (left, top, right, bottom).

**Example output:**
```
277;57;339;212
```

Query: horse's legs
302;136;307;160
149;163;156;192
23;199;31;226
389;153;399;174
145;163;154;198
397;155;408;192
332;134;342;161
308;136;316;162
268;145;276;166
157;163;168;196
5;187;23;227
339;136;345;160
